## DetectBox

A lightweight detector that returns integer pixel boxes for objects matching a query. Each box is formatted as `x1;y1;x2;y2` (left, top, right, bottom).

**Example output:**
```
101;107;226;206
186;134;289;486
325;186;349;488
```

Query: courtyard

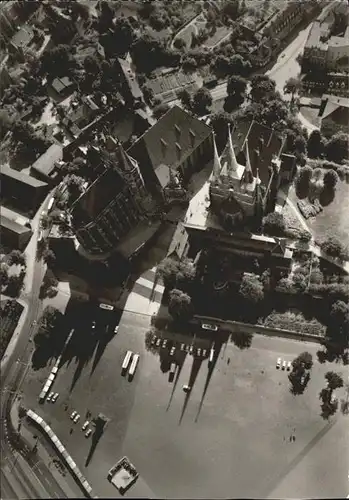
21;304;348;499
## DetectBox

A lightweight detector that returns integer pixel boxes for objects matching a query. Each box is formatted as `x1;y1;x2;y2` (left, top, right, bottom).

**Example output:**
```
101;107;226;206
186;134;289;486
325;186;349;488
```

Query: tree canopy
307;130;325;159
239;273;264;303
168;288;193;322
325;132;348;164
262;212;286;237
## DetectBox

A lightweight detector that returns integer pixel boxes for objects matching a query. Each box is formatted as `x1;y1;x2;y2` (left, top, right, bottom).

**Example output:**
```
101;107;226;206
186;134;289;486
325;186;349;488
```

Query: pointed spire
243;140;254;184
255;168;261;185
226;125;238;174
118;143;139;172
212;134;222;182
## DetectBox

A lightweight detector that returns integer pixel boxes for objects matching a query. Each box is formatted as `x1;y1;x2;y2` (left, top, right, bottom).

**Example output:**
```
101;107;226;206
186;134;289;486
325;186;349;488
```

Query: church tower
117;143;146;198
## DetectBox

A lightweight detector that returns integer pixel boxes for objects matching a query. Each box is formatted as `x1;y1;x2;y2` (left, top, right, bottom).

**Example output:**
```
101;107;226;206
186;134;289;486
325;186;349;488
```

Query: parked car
162;339;168;348
183;385;191;393
282;360;287;370
156;338;161;347
197;348;202;357
73;413;80;423
82;420;90;431
151;336;156;345
287;361;292;371
180;343;185;351
47;392;54;402
85;428;92;438
189;345;194;355
170;346;175;356
114;326;119;334
202;323;218;332
202;349;207;357
276;358;282;369
70;411;77;420
91;321;96;330
52;393;59;403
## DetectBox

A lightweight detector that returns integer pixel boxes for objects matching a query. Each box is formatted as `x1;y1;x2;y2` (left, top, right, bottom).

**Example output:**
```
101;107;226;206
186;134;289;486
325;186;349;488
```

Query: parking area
22;307;349;499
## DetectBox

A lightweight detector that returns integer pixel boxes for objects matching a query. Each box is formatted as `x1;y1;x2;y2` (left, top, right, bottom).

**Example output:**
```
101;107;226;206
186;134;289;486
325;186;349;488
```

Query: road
0;198;75;500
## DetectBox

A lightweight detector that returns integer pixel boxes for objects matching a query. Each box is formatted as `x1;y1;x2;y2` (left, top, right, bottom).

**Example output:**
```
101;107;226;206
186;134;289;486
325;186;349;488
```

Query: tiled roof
1;166;48;188
31;144;63;178
71;164;126;224
51;76;74;94
11;24;34;48
129;106;212;173
229;121;284;187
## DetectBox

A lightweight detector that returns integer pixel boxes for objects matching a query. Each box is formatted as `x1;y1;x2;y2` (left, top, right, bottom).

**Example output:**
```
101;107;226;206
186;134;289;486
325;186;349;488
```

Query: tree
5;275;24;298
42;249;56;268
239;273;264;303
228;54;251;77
8;250;26;267
0;264;9;290
71;2;90;21
66;174;85;202
292;352;313;371
210;111;235;149
177;88;192;109
40;45;76;79
321;237;344;259
84;55;100;76
225;75;247;110
250;75;276;102
39;306;61;331
173;37;186;50
0;110;13;138
325;132;348;164
222;0;240;20
307;130;325;159
191;87;212;115
262;212;286;237
157;257;180;290
153;102;170;119
323;169;339;190
295;165;312;197
325;371;344;391
168;288;193;322
283;76;302;106
319;387;338;419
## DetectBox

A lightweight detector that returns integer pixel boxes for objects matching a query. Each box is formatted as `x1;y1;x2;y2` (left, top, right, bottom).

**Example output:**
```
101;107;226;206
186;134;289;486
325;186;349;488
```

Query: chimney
174;124;181;140
160;138;167;157
175;142;182;160
189;128;196;147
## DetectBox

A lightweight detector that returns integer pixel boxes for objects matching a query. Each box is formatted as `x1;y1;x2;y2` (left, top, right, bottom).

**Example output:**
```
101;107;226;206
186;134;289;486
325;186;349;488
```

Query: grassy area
291;181;349;244
260;311;326;337
204;25;230;47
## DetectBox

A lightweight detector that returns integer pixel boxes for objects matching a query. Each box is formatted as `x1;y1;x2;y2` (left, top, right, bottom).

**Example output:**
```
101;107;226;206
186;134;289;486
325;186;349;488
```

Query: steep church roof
242;140;254;184
212;134;222;182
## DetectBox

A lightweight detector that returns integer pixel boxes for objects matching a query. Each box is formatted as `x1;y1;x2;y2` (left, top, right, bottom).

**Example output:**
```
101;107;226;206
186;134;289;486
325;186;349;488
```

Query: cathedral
208;124;292;232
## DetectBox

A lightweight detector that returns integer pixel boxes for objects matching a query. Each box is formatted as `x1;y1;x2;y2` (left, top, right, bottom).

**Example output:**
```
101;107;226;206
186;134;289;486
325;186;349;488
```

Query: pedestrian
70;428;73;435
227;358;230;365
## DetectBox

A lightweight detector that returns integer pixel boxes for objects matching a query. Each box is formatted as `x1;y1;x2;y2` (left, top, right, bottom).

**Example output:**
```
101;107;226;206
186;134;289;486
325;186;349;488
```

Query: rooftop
11;24;35;48
117;57;143;100
305;20;329;50
228;120;284;187
320;93;349;119
51;76;75;94
116;219;161;260
167;222;188;260
1;215;32;235
129;106;212;174
31;144;63;179
1;165;48;188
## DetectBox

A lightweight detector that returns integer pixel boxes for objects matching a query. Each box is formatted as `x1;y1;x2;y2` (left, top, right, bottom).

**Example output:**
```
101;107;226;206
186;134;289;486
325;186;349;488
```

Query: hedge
260;311;326;337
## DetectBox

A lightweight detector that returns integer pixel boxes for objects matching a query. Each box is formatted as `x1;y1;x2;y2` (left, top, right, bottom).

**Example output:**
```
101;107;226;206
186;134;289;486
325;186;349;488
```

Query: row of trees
307;130;348;164
177;87;213;116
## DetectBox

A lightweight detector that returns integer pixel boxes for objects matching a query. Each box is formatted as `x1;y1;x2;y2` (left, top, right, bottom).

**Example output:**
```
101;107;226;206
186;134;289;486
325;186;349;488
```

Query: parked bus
128;353;140;379
47;197;54;211
121;351;133;374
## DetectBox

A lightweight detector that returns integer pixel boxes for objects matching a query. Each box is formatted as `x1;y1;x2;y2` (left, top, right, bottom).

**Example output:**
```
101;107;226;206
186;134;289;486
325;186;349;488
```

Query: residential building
128;106;213;194
262;1;304;43
302;4;349;72
51;77;76;98
63;96;101;138
114;57;144;108
0;166;48;213
1;215;32;250
30;144;64;182
70;143;156;258
318;94;349;136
